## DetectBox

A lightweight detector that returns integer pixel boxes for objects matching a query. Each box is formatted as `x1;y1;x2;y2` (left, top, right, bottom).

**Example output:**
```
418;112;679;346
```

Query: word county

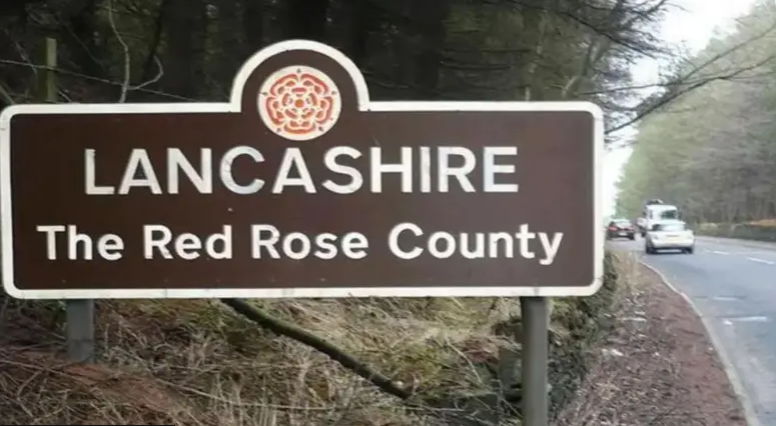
35;223;564;265
84;145;520;194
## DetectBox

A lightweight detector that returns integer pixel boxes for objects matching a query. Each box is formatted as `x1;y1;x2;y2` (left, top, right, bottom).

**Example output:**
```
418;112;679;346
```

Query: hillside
0;254;620;425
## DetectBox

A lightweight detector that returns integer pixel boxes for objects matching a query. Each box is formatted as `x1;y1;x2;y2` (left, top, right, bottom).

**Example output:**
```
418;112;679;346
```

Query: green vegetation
615;1;776;225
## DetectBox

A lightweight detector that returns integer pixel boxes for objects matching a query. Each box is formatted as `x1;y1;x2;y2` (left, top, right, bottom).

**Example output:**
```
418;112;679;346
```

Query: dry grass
0;294;527;425
552;253;638;425
0;254;625;425
747;218;776;227
697;222;720;231
701;219;776;228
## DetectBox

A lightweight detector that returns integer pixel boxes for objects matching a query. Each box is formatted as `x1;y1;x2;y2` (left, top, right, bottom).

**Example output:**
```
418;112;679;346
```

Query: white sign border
0;39;604;300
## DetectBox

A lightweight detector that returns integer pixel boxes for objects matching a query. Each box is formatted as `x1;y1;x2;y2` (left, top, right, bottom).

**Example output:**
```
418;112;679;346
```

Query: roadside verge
695;221;776;244
554;252;751;426
639;259;760;426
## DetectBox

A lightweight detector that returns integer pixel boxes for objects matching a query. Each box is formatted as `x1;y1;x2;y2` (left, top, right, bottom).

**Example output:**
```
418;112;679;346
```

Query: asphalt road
607;235;776;426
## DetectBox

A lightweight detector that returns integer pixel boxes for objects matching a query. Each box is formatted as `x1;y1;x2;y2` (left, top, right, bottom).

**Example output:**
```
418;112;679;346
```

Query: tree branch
219;298;413;400
608;53;776;134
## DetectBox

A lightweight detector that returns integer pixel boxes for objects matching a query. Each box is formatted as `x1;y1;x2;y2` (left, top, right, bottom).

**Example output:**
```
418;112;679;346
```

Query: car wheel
628;234;635;240
686;247;694;254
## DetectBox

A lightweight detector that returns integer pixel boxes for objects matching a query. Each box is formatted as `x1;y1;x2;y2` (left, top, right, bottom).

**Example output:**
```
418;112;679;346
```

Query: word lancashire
84;145;519;195
35;223;564;265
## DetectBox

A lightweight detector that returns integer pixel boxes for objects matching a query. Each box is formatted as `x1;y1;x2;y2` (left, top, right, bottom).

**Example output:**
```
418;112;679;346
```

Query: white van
637;204;680;237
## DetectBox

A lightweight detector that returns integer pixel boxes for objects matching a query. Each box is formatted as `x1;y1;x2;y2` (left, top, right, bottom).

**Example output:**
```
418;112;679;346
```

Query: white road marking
746;257;775;265
712;296;740;302
723;316;770;325
712;250;730;255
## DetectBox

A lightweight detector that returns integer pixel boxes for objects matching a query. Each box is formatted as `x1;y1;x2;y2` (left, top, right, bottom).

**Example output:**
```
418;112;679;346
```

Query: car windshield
653;223;685;232
614;220;631;226
658;210;679;220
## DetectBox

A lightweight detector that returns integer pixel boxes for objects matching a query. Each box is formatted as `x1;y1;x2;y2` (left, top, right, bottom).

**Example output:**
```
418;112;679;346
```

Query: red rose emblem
260;67;340;140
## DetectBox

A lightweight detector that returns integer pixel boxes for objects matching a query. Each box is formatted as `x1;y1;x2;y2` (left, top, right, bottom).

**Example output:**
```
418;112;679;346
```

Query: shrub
548;250;620;418
694;220;776;241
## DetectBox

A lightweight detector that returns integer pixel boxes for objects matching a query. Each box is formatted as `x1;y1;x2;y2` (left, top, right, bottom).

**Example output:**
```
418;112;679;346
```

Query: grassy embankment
695;219;776;241
0;252;626;425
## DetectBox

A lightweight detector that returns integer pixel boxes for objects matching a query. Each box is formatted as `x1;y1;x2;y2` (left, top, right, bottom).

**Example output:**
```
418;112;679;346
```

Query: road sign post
521;296;550;425
0;39;603;421
33;37;96;363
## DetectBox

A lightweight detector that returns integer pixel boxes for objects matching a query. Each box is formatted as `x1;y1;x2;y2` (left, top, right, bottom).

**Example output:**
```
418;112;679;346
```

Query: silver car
645;220;695;254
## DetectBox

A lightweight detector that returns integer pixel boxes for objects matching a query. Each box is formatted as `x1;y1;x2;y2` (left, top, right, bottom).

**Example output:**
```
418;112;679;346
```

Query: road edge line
696;235;776;251
638;259;762;426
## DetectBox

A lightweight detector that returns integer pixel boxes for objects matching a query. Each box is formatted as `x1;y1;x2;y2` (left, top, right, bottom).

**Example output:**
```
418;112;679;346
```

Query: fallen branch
219;298;412;400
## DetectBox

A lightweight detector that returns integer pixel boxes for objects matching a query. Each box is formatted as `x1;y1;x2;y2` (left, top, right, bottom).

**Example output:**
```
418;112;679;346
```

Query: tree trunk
411;0;449;99
284;0;330;40
66;0;103;79
163;0;208;98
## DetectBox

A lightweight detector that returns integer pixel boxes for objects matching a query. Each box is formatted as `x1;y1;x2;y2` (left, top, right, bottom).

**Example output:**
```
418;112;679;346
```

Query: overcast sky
603;0;758;217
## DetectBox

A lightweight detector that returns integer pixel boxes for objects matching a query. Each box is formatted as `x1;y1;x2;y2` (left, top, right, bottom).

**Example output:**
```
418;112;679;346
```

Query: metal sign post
521;296;550;426
33;37;95;363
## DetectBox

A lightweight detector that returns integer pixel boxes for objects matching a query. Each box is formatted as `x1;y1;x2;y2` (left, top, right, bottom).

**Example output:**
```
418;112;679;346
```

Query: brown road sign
0;40;604;300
